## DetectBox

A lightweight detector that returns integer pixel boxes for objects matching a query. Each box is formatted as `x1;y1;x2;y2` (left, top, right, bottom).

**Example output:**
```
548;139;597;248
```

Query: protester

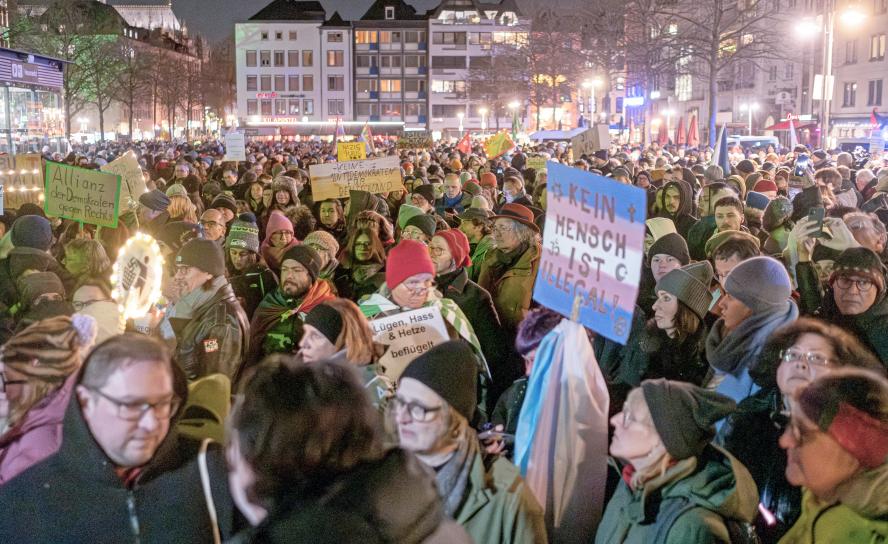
334;227;387;301
61;239;111;283
0;216;73;312
226;216;277;319
71;276;123;344
457;207;494;282
259;211;297;273
199;208;227;243
313;199;348;247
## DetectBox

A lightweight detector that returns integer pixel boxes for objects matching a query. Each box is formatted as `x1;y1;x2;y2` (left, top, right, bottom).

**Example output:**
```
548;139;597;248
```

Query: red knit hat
386;240;435;289
434;230;472;268
753;179;778;193
480;172;497;188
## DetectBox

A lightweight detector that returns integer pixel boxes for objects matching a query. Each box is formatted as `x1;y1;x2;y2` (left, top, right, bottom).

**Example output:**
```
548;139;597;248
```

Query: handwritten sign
484;132;514;159
309;155;404;201
224;131;246;162
0;154;42;209
533;161;646;344
44;162;121;228
526;156;547;172
570;125;610;158
397;131;433;149
370;306;449;380
337;142;367;161
101;151;146;209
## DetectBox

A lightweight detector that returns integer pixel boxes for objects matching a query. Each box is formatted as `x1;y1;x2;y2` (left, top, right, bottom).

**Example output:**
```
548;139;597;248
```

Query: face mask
503;190;516;203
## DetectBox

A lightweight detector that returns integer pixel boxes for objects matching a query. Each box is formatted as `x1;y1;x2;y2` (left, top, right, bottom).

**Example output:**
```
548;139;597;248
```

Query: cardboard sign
526;156;547;172
224;131;246;162
370;306;449;380
570;125;610;158
44;161;121;228
309;155;403;201
533;161;647;344
397;131;433;149
337;142;367;161
101;151;146;209
0;154;42;209
484;131;515;159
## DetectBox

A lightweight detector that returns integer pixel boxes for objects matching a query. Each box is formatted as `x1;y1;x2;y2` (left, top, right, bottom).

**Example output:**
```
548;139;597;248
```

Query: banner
484;131;514;159
337;141;367;161
370;306;449;380
526;156;547;172
533;161;646;344
309;155;403;201
44;161;121;228
101;150;146;209
397;131;433;149
224;131;246;162
0;154;42;209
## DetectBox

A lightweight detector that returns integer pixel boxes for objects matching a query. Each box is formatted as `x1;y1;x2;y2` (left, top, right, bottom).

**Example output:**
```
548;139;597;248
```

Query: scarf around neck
706;300;799;376
435;423;480;518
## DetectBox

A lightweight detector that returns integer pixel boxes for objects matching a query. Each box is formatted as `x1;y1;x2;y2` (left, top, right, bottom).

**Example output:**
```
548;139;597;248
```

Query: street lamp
479;106;488;134
457;111;464;133
582;78;603;124
739;102;759;135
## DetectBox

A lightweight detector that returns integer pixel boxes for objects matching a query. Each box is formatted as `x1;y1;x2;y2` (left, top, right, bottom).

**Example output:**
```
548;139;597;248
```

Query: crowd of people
0;135;886;543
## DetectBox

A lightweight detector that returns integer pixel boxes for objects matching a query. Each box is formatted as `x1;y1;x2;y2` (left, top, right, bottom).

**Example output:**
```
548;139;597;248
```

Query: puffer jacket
596;445;759;544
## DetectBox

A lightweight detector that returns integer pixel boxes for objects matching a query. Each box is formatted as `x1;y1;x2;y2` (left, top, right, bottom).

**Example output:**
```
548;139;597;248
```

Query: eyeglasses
835;276;874;292
428;245;448;256
0;371;27;392
271;231;293;240
621;409;642;428
353;241;371;249
493;224;515;235
392;396;443;422
73;298;111;311
784;418;820;448
199;220;223;229
89;388;180;422
780;348;833;368
401;279;435;294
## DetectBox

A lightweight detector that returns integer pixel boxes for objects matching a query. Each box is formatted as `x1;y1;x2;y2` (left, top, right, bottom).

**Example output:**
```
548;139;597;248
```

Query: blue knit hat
723;256;791;314
11;215;52;251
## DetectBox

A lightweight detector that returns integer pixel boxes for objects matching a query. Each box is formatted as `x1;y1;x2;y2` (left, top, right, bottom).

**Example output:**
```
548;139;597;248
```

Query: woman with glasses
719;317;884;541
779;369;888;543
0;315;97;483
596;379;758;544
259;211;297;273
334;227;387;301
394;341;546;544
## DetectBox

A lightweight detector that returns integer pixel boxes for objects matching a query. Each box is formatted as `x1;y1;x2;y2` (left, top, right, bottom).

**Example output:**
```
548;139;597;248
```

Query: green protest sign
44;161;121;228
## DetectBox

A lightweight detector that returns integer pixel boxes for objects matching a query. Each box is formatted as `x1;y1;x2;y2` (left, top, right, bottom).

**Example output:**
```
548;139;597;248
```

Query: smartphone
808;207;826;237
478;430;515;444
496;168;504;175
794;155;809;177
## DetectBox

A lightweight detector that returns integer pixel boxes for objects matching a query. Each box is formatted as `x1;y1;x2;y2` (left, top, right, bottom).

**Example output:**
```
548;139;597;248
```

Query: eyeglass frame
400;278;436;294
72;298;112;311
87;387;180;422
199;220;224;230
391;396;443;423
0;371;27;392
834;275;875;292
779;348;834;368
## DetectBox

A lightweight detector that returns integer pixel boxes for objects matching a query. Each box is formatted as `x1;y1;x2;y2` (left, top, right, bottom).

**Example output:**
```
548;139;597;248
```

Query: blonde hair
167;195;197;223
624;388;672;489
325;298;378;365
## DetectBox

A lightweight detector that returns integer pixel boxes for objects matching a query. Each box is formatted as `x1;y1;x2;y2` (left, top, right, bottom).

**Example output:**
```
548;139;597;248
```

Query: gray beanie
226;218;260;254
704;164;724;183
656;261;714;319
723;256;791;314
11;215;53;251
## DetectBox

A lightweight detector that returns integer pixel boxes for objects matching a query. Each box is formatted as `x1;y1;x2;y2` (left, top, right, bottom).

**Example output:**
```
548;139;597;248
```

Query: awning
763;120;817;131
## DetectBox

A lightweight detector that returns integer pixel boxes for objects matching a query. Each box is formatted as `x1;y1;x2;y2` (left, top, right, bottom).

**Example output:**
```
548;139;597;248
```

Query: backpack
652;496;761;544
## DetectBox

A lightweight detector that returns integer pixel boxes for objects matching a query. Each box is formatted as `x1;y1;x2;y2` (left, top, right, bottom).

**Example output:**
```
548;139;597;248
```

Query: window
275;99;287;115
846;40;858;64
871;34;886;60
303;100;314;115
288;50;299;67
260;75;271;91
288;75;299;91
303;75;314;91
785;63;794;79
274;75;286;91
381;55;401;68
432;104;468;117
288;99;300;115
246;75;257;91
469;32;492;47
329;99;345;115
404;55;426;68
432;56;466;69
247;99;258;116
380;79;401;92
404;31;426;44
843;81;857;106
404;79;427;92
433;32;467;45
877;0;888;14
275;31;283;40
356;79;378;93
260;50;271;66
261;31;268;40
260;99;272;116
356;31;378;44
469;56;490;69
431;79;466;95
289;31;298;40
273;50;285;67
246;50;257;67
385;6;395;19
381;102;402;116
327;50;344;66
768;66;777;81
356;102;379;116
328;32;343;42
356;55;377;68
869;79;883;106
380;31;401;43
302;50;313;66
405;103;427;116
328;75;344;91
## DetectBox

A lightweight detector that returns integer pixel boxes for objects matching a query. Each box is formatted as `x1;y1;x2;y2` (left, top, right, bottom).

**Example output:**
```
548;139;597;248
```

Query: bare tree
112;38;150;139
202;36;237;128
80;36;125;141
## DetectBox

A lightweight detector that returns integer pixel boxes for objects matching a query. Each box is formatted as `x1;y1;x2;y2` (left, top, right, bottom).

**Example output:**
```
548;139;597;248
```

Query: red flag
456;131;471;155
675;116;686;146
686;114;700;148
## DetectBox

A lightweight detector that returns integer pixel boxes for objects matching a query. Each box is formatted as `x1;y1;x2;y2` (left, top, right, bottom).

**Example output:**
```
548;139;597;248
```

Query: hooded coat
655;180;697;239
0;247;74;310
478;242;541;331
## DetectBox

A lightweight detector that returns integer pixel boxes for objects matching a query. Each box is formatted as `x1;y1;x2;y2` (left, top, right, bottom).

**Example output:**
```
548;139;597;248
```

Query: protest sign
485;131;515;159
533;161;646;344
309;155;403;201
370;306;449;380
397;131;433;149
337;141;367;161
101;151;146;208
0;154;42;209
111;231;165;322
224;131;246;161
570;125;610;158
526;156;547;172
44;161;121;228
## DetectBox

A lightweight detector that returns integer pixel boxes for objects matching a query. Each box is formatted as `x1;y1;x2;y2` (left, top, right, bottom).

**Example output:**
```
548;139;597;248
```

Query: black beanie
176;239;226;277
304;303;343;345
641;379;736;459
11;215;53;251
211;193;237;214
400;340;477;420
411;184;436;204
281;245;322;282
405;214;437;238
647;232;690;266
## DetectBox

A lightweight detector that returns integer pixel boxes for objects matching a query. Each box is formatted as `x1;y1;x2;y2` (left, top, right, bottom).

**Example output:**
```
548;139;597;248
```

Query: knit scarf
706;301;799;376
435;423;479;518
442;193;464;211
250;281;335;346
484;242;528;282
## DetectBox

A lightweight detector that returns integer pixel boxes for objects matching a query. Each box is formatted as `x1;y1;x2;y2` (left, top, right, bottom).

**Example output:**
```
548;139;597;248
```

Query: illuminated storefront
0;48;67;154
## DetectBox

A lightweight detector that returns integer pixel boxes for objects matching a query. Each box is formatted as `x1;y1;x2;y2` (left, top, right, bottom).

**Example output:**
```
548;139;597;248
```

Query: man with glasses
843;211;887;257
199;209;227;243
0;334;235;543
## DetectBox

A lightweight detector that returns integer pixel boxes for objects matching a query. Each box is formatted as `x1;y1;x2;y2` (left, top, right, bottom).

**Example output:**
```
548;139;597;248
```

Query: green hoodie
596;445;759;544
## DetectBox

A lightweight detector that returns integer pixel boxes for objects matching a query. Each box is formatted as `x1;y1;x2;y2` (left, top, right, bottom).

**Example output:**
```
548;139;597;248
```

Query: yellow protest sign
101;151;147;208
484;131;515;159
44;161;121;227
337;142;367;161
526;156;547;172
309;155;403;201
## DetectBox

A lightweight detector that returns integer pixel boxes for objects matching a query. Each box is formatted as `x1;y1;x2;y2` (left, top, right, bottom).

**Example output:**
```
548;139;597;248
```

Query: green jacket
780;462;888;544
467;235;495;283
478;242;541;331
456;451;548;544
596;445;759;544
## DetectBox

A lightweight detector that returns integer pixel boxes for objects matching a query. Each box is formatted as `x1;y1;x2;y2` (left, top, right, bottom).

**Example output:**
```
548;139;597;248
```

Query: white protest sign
101;151;146;209
309;155;403;201
224;131;246;162
570;125;610;158
370;306;449;380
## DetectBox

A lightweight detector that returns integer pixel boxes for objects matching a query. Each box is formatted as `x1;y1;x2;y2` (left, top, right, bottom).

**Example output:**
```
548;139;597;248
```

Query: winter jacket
687;215;717;261
333;263;386;302
467;235;495;283
478;242;541;331
638;325;711;387
780;462;888;543
655;180;698;239
229;263;279;320
229;449;471;544
790;184;823;222
168;277;250;382
0;247;74;310
435;192;473;215
0;393;235;543
0;375;75;485
595;445;759;544
491;377;528;437
348;190;391;224
595;306;649;387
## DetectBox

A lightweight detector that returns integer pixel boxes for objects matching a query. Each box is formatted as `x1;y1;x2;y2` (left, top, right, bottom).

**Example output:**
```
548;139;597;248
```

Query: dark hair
285;205;316;241
712;237;760;262
515;307;563;356
312;199;344;228
751;317;885;388
341;227;386;267
645;299;701;344
230;359;383;505
800;368;888;425
814;167;842;186
713;195;743;214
